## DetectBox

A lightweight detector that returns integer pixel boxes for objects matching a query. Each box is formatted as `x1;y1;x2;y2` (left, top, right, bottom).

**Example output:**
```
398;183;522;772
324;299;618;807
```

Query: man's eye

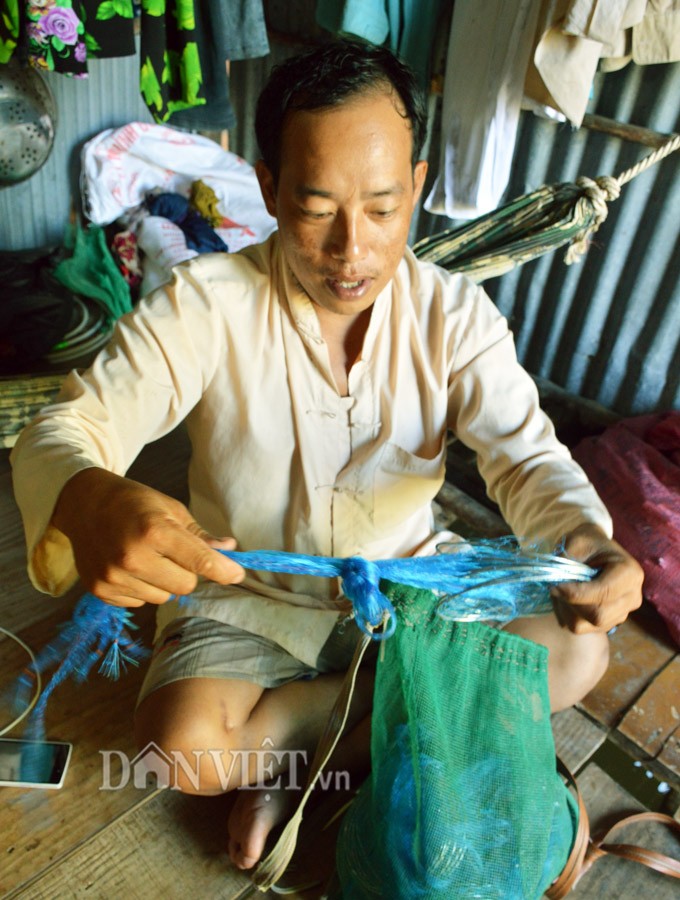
372;209;396;218
302;210;331;219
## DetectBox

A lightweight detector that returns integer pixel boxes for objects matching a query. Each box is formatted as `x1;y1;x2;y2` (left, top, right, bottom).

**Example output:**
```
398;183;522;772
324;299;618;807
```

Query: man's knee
547;628;609;711
505;614;610;712
134;685;257;795
573;629;609;692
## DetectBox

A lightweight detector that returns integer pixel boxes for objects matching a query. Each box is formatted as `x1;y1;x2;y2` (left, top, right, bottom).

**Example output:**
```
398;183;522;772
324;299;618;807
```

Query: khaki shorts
136;614;374;706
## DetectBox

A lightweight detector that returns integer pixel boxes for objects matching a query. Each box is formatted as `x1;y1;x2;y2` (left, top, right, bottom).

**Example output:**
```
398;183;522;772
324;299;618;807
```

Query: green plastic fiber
336;583;577;899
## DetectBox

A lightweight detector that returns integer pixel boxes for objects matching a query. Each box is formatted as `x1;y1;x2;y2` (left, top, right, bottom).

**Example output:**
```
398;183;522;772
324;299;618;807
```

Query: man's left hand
550;523;644;634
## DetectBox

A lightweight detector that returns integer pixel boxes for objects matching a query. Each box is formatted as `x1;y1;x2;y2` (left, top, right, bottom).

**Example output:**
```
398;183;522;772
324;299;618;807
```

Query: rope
565;132;680;264
616;132;680;186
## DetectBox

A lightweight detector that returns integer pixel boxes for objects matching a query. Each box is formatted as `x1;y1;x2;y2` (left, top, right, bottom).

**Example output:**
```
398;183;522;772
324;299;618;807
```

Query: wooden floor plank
567;763;680;899
618;658;680;756
6;790;265;899
551;708;607;773
578;611;677;728
0;604;157;895
658;728;680;779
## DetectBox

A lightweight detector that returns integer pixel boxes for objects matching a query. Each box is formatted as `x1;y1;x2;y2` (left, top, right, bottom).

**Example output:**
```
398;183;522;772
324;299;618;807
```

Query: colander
0;59;57;187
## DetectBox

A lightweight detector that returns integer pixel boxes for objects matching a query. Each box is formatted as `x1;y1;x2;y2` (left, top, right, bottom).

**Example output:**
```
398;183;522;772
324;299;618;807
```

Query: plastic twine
15;539;596;749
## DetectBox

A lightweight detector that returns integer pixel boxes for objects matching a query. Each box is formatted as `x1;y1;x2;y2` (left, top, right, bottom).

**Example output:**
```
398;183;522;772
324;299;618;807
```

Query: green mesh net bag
335;582;578;899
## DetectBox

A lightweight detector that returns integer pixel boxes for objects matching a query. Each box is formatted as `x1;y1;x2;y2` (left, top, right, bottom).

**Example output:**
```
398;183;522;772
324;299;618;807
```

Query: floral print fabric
25;0;135;76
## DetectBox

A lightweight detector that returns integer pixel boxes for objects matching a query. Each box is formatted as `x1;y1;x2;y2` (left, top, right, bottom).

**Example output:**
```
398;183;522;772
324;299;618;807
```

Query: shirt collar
274;231;394;356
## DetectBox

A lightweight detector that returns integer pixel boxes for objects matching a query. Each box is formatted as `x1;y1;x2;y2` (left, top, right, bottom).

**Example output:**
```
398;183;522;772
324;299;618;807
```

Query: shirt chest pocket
371;436;447;535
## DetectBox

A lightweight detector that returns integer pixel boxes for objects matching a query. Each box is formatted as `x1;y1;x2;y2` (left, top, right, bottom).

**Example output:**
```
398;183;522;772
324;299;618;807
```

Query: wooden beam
581;113;678;149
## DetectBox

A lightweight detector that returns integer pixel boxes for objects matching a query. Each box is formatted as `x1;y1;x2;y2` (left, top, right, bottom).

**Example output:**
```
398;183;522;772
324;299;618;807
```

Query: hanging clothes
525;0;680;122
166;0;269;133
22;0;135;77
0;0;209;122
524;0;649;126
630;0;680;64
0;0;19;63
426;0;679;220
424;0;541;220
316;0;444;88
139;0;207;123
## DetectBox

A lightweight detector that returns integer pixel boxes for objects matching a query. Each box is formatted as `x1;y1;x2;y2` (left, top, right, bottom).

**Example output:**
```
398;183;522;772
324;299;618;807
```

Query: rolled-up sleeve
10;257;225;595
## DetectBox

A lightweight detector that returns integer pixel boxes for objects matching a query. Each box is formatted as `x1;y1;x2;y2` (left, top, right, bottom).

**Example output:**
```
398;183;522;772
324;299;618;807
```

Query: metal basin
0;59;57;187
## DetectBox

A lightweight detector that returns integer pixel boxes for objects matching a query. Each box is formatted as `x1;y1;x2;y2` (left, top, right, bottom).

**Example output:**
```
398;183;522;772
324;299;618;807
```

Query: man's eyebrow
295;184;406;200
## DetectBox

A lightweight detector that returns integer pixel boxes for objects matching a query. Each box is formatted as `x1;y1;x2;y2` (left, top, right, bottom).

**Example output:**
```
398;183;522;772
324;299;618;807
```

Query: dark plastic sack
0;251;75;373
336;583;577;899
573;413;680;646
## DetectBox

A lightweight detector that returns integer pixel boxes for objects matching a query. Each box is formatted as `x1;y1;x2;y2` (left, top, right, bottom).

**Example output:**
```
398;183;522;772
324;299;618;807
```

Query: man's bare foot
227;786;297;870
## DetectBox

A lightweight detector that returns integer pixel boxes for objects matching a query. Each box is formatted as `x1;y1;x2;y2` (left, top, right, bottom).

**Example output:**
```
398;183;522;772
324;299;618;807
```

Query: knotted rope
566;132;680;264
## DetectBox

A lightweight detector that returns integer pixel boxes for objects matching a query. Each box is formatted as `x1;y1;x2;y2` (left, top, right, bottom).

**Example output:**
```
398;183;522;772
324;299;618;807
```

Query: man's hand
550;523;644;634
52;468;245;608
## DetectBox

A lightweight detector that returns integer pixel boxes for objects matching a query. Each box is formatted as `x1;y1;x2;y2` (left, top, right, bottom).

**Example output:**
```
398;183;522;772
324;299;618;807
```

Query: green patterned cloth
0;0;205;122
140;0;205;122
0;0;19;63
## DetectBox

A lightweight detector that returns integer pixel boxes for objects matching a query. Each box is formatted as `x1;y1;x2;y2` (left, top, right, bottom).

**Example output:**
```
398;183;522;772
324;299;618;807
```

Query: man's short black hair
255;38;427;183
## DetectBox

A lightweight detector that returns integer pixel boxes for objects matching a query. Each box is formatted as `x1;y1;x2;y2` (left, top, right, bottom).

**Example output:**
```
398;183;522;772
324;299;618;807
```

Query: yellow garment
189;179;224;227
10;233;612;666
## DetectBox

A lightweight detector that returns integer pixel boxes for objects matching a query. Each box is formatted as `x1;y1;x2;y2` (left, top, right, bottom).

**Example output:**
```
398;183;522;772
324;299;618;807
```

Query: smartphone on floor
0;737;72;789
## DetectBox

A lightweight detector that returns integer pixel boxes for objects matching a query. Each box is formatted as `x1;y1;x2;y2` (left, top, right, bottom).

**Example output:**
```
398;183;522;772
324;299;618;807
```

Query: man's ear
412;160;428;209
255;160;277;217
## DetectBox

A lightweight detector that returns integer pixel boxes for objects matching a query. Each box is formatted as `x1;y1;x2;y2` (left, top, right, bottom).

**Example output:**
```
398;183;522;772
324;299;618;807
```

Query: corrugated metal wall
0;46;152;250
1;13;678;416
482;63;680;416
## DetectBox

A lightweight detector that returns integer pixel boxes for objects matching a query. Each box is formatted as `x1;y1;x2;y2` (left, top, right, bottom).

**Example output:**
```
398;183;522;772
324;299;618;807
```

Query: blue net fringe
15;538;595;748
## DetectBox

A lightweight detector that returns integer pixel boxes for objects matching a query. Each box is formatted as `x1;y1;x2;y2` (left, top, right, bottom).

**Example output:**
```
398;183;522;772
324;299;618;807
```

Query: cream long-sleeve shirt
11;233;612;666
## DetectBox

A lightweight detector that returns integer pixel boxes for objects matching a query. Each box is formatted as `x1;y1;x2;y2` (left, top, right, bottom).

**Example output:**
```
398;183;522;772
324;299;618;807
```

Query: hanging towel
424;0;541;219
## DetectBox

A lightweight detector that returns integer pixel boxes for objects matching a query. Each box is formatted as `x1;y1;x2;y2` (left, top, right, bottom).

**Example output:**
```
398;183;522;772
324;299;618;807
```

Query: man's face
256;89;427;321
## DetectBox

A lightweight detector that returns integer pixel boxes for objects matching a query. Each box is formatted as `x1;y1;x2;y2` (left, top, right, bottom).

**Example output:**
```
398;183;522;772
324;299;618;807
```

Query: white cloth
424;0;541;220
10;234;612;666
80;121;276;254
525;0;648;125
135;215;198;295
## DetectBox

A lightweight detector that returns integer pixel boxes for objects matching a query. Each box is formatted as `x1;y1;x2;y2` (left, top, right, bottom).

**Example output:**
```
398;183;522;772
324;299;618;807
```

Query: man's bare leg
504;612;609;711
226;713;372;869
134;668;374;869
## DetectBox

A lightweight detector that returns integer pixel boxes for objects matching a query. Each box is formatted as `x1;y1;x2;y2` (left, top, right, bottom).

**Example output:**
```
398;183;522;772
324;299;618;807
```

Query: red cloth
572;412;680;646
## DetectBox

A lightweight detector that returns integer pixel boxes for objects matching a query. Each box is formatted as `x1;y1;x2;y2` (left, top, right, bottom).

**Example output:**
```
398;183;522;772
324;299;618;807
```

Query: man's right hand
52;468;245;608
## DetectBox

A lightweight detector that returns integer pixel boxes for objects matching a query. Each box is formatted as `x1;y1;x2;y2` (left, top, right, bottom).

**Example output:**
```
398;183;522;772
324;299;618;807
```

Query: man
11;40;642;872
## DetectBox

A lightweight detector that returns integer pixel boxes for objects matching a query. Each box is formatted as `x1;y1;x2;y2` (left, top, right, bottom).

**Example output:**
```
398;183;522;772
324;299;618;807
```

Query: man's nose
328;211;368;262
